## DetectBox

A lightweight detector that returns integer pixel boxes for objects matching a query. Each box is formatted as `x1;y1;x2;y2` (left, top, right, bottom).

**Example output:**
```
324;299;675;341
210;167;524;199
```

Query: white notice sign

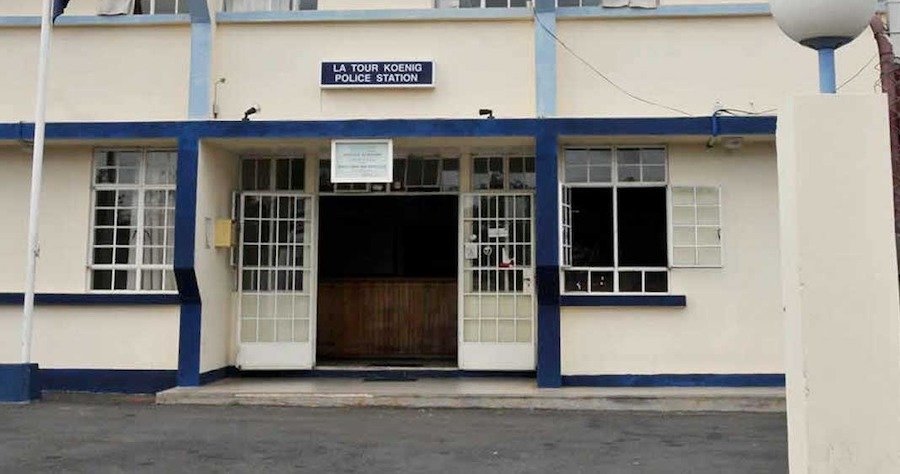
331;139;393;183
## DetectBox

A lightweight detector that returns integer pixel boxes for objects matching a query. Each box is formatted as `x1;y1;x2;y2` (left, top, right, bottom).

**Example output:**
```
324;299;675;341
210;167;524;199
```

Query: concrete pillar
777;94;900;472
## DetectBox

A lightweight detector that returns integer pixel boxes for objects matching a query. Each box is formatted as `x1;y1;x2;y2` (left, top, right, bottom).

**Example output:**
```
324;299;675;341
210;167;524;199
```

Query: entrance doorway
316;195;458;365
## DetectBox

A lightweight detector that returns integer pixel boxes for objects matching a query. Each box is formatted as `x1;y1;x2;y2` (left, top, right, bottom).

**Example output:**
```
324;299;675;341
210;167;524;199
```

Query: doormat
362;374;419;382
367;362;424;368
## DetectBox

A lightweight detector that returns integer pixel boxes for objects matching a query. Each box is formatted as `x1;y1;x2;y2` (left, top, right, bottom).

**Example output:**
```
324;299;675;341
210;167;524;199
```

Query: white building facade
0;0;881;393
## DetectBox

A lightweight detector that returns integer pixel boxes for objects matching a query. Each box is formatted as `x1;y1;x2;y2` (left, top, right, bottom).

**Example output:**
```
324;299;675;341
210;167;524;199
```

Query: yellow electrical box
214;219;234;248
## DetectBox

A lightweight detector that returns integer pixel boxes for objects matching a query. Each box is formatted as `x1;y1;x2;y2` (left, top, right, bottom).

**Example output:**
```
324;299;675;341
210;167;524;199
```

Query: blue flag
52;0;70;22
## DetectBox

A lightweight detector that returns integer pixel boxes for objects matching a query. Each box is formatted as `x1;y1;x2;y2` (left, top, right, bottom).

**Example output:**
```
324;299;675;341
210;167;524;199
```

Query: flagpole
21;0;55;364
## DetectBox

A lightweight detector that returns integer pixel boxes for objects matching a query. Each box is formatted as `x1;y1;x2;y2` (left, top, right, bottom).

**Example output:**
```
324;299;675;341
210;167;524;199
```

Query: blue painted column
188;0;211;119
174;133;202;387
534;0;560;387
818;48;836;94
534;0;557;117
175;0;210;386
535;127;561;388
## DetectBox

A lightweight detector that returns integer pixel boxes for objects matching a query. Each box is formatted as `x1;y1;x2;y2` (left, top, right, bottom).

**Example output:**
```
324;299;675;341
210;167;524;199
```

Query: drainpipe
870;14;900;258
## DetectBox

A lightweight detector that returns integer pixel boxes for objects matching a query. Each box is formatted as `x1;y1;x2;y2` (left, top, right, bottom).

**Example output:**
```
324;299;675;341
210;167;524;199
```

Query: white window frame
88;148;177;293
669;185;724;268
470;153;536;192
559;145;670;295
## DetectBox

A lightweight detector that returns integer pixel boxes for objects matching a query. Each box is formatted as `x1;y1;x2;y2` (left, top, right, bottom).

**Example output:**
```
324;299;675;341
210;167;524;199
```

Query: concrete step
156;378;785;412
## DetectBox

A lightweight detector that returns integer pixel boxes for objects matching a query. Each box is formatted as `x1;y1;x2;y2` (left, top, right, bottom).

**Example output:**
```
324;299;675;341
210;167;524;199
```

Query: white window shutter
670;186;723;268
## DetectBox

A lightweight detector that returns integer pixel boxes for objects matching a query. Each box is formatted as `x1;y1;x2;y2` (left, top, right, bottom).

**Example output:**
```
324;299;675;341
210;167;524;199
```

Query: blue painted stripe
199;366;233;385
552;116;776;136
0;121;185;140
175;135;202;387
188;22;212;119
0;364;41;402
562;373;785;387
0;15;190;27
201;119;538;138
535;129;561;388
40;369;177;394
556;3;770;19
0;117;776;141
217;8;532;24
0;293;180;306
560;295;687;307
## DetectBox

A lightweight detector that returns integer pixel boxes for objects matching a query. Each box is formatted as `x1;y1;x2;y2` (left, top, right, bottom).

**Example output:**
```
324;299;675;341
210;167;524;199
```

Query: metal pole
818;48;837;94
21;0;55;363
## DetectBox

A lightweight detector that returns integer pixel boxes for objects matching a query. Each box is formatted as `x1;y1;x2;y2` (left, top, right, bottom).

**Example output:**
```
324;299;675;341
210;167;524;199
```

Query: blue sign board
321;61;435;88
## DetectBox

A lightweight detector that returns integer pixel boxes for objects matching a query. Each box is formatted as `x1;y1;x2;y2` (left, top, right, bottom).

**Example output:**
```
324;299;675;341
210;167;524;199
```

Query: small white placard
331;139;393;183
464;244;479;260
488;227;508;239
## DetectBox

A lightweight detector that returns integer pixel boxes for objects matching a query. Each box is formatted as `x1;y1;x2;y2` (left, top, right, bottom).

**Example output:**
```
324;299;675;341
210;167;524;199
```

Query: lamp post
769;0;877;93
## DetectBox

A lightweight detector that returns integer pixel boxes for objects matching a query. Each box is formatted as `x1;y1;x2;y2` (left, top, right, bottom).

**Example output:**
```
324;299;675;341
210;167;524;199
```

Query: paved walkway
1;396;787;473
158;377;785;412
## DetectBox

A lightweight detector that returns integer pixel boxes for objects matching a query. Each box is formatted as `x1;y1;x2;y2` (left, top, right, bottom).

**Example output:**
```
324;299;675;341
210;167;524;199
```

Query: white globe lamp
769;0;877;93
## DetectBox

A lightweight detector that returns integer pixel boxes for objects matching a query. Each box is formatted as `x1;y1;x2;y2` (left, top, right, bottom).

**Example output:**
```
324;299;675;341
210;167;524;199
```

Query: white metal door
459;193;535;370
236;192;315;369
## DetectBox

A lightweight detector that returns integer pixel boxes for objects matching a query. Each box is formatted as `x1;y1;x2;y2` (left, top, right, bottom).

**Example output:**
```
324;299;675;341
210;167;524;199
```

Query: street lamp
769;0;877;93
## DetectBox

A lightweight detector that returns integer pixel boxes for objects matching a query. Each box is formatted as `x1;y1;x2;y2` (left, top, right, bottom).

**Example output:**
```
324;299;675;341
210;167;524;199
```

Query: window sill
560;294;686;307
216;8;532;24
0;14;190;28
0;293;181;306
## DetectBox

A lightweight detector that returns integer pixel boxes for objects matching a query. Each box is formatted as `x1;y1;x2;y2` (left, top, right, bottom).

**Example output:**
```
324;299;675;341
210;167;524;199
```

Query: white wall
214;20;535;120
561;141;783;375
0;25;190;122
0;145;92;292
556;16;879;117
0;305;179;368
0;0;98;15
196;141;239;372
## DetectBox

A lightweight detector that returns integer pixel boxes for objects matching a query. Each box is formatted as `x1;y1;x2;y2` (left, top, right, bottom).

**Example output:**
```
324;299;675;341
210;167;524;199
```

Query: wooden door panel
317;278;457;360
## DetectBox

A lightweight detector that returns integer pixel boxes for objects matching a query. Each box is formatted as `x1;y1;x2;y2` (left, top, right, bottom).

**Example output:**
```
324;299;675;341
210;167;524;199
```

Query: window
241;156;305;192
135;0;189;14
436;0;528;8
221;0;317;12
319;156;459;193
472;155;535;191
671;186;723;267
90;149;177;292
560;147;668;294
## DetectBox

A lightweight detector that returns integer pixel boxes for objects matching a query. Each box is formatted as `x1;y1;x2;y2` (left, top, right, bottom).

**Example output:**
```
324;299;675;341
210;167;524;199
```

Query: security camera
242;104;261;121
479;108;495;119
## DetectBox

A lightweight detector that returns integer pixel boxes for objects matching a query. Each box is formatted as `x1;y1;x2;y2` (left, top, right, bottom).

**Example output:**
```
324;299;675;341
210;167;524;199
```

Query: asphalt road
0;396;787;473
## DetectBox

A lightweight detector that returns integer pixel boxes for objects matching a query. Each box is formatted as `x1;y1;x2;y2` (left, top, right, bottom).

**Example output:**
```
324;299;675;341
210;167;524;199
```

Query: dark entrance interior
316;195;458;365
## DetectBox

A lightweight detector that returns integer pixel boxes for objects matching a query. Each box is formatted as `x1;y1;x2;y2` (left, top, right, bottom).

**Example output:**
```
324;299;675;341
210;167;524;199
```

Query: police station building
0;0;880;394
